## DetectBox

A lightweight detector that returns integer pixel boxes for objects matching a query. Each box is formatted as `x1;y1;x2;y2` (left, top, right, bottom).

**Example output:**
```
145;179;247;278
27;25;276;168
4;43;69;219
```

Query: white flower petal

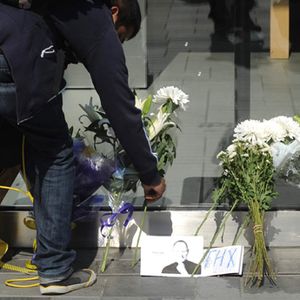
153;86;190;111
148;111;174;140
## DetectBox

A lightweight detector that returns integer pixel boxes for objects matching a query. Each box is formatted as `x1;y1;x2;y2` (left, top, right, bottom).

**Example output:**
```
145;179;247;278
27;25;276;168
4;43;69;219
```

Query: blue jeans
0;54;76;282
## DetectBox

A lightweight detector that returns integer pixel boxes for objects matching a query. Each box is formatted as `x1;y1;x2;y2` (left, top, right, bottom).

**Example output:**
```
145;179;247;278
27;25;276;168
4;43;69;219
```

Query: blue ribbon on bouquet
100;202;134;236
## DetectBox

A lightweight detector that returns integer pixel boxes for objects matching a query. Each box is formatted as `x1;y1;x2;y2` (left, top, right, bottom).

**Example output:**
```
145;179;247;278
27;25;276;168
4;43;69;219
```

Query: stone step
1;209;300;248
1;248;300;299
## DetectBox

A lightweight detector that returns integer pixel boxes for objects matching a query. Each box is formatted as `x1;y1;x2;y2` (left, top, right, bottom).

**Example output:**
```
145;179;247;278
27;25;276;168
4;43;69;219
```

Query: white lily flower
153;86;189;111
79;102;100;123
148;110;175;140
134;96;146;111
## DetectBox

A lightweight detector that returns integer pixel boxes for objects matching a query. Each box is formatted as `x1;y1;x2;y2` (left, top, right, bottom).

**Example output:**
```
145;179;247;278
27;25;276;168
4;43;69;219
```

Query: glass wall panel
144;0;299;209
1;0;300;210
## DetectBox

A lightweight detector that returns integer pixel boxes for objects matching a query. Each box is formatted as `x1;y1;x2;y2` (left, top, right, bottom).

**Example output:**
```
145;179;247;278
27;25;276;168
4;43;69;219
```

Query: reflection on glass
1;1;300;209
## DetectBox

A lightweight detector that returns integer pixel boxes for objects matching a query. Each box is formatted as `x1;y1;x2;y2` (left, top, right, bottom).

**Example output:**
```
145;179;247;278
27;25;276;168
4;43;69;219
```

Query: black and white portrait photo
140;236;203;277
161;240;201;275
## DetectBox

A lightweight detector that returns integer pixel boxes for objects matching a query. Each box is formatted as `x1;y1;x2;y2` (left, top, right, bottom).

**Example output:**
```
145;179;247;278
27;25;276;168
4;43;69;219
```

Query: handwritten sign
200;245;244;276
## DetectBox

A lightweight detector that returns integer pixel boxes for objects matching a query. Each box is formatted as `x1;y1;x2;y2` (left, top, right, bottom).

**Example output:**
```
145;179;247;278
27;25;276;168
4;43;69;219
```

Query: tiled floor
147;0;270;80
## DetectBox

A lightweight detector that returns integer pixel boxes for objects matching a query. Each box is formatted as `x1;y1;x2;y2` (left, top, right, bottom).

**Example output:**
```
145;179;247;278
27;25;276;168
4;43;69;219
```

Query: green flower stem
194;203;217;236
100;226;114;273
202;143;277;286
245;201;276;287
131;204;148;267
194;184;227;236
192;198;240;276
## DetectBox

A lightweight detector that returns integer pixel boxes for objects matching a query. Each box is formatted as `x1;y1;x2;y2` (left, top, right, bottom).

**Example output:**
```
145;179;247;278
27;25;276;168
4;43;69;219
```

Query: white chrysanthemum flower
233;120;269;145
270;116;300;140
148;110;175;140
226;144;237;159
261;144;272;153
229;152;237;159
153;86;189;111
226;144;236;154
217;150;226;159
261;119;286;143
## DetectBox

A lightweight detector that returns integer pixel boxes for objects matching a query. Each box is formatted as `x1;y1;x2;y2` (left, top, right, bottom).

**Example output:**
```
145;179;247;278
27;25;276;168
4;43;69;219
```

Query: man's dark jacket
162;260;201;275
0;3;64;123
0;0;160;185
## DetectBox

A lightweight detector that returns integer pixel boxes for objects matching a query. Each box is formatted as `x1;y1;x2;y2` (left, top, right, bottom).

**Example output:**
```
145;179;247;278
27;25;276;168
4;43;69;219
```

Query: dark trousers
0;53;76;282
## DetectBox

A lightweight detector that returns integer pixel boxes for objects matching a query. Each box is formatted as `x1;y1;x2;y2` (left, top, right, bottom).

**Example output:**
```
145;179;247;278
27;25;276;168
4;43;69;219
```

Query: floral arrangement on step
194;116;300;286
75;86;189;271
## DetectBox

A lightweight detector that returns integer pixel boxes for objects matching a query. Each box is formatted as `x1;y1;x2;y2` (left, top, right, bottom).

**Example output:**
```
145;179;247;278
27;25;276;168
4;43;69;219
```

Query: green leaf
293;115;300;125
161;99;174;114
142;95;152;115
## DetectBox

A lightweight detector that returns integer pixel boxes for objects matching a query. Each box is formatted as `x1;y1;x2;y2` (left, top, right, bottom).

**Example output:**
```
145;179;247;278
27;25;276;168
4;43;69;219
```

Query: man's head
106;0;142;43
172;240;189;263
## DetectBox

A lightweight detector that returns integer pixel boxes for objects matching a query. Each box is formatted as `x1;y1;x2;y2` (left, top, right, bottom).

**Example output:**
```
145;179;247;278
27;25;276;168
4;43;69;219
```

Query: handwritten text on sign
201;245;244;276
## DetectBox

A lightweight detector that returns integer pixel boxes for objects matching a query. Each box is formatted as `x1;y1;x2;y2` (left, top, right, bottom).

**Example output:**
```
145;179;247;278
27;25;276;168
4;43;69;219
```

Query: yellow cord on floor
0;239;39;288
4;277;39;288
0;136;39;288
0;261;39;288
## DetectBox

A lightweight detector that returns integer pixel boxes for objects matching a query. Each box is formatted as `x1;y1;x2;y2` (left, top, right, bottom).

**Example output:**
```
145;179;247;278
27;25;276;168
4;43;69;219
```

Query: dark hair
173;240;189;250
109;0;142;39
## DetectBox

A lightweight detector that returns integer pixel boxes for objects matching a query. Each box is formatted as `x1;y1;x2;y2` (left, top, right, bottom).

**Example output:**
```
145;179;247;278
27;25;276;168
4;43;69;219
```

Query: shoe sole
40;269;97;295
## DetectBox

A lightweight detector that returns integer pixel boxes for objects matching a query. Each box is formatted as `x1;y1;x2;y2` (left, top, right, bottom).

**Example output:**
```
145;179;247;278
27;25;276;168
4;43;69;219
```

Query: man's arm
47;0;165;197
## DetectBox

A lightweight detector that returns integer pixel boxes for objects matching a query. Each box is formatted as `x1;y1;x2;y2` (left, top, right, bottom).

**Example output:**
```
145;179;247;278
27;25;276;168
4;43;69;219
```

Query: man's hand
19;0;31;9
142;178;166;202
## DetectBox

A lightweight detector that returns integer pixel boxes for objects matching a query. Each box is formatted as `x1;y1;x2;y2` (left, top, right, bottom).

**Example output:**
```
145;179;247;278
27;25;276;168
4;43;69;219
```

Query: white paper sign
201;245;244;277
141;235;204;277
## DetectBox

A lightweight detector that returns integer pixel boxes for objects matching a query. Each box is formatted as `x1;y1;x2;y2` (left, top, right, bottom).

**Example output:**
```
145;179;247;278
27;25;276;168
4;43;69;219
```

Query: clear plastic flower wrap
271;140;300;187
73;138;116;206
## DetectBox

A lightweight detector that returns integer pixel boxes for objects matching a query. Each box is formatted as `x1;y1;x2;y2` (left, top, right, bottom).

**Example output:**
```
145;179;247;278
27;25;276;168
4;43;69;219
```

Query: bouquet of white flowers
77;86;189;271
194;116;300;287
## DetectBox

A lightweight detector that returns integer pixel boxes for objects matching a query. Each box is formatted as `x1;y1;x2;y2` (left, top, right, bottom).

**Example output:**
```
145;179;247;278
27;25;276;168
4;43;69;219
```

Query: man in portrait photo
161;240;201;275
